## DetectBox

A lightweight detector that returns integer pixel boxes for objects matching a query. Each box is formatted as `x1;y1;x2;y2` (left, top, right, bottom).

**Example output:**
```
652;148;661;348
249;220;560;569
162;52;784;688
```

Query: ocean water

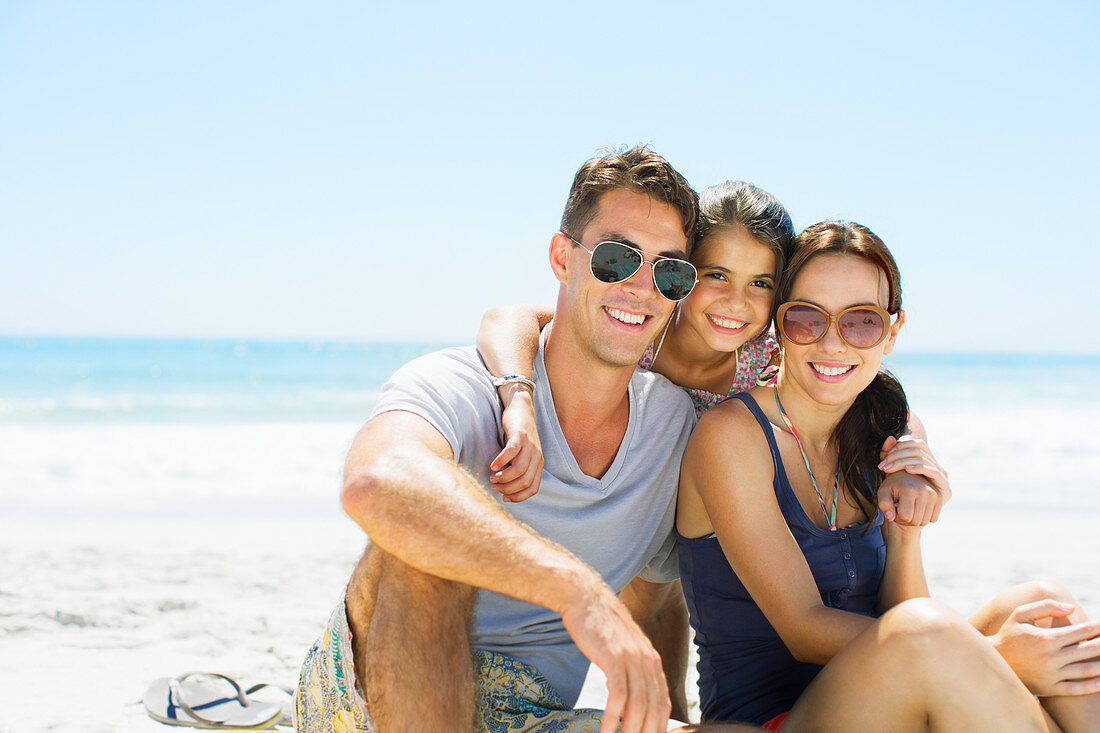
0;337;447;424
4;336;1099;520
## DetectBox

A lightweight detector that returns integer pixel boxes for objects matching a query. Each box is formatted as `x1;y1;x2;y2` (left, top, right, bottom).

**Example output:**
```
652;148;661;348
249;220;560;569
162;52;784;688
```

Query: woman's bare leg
971;581;1100;733
782;598;1056;732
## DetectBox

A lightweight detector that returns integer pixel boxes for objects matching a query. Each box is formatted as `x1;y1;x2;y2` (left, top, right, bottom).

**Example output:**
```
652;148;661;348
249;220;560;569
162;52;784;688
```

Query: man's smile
603;306;650;327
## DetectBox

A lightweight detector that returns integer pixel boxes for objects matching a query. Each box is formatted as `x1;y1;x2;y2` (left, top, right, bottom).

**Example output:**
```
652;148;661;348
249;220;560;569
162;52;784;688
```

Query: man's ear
548;232;573;284
882;310;905;355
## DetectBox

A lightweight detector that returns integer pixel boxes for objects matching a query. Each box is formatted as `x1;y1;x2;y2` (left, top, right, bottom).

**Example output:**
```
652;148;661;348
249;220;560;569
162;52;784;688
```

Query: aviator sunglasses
565;235;698;301
776;301;896;349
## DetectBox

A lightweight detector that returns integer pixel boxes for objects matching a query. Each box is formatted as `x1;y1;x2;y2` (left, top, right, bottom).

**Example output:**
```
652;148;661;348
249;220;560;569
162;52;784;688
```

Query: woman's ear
882;310;905;355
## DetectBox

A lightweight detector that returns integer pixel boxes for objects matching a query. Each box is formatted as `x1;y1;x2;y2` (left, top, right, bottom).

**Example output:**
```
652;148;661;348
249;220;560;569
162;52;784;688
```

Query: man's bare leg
346;543;477;732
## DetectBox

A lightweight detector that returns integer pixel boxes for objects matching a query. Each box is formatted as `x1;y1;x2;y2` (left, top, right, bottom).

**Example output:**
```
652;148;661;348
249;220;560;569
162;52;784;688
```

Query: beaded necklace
773;388;839;531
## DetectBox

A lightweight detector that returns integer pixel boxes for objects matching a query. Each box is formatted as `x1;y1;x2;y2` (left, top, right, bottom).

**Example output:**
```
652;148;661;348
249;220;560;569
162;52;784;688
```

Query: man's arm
343;409;670;733
619;576;690;723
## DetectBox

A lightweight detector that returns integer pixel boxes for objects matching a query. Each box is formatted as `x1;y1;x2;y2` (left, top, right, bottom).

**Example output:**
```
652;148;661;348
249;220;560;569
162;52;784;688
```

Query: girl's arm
679;402;874;665
476;304;554;501
477;303;554;383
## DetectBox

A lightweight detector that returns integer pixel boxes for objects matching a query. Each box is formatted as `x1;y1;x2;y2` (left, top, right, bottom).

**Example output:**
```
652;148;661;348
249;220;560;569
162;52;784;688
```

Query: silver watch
489;374;535;392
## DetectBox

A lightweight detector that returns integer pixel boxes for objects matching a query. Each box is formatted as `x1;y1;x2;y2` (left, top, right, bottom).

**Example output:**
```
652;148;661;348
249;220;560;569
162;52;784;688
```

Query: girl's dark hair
695;181;795;300
778;220;909;517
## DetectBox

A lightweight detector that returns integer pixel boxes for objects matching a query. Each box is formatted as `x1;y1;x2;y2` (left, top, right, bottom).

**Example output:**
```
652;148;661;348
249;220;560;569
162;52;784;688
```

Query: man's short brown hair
560;146;699;255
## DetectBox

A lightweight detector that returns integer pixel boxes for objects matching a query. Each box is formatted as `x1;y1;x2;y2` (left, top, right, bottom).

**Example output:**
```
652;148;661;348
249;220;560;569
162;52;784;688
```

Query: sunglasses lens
589;242;642;283
781;304;828;344
653;260;697;300
838;309;887;348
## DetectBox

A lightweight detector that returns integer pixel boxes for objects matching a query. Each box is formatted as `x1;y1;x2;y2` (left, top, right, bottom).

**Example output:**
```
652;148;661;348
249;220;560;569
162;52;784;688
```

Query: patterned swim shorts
295;599;606;732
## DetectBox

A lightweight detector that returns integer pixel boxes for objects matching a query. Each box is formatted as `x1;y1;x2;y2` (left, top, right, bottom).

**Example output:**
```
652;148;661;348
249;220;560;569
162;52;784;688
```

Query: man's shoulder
396;344;484;374
371;345;502;467
386;345;495;391
630;367;694;421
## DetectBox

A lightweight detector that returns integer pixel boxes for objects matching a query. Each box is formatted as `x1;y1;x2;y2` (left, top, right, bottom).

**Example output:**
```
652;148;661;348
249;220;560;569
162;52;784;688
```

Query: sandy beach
4;504;1098;733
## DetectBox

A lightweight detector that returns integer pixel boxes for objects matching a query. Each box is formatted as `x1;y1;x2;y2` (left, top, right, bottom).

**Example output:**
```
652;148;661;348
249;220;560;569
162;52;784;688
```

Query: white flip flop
142;672;287;729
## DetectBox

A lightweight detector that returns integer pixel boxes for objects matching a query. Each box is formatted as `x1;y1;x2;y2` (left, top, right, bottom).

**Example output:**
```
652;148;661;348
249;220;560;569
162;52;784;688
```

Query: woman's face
680;228;777;353
780;253;903;406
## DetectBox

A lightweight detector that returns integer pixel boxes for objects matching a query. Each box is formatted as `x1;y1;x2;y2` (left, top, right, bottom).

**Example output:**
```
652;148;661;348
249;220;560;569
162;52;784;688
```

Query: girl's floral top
638;331;779;419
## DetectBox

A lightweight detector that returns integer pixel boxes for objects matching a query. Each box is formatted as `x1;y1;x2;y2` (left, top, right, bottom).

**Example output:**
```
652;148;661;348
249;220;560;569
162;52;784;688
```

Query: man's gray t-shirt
370;333;695;706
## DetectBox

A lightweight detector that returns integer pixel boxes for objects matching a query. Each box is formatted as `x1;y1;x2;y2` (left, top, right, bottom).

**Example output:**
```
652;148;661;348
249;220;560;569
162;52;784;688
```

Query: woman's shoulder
681;390;780;514
690;390;772;455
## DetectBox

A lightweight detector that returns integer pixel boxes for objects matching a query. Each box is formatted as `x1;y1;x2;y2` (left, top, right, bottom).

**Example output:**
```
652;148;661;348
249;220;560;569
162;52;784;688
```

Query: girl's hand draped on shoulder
875;434;951;526
490;386;544;502
477;303;553;502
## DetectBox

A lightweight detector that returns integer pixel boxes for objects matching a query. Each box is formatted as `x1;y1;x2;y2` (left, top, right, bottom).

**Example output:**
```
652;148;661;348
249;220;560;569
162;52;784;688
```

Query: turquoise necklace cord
773;388;840;531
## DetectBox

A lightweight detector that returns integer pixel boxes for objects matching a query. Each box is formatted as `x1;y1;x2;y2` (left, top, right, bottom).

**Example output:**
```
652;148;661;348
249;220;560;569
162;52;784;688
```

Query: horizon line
2;333;1098;359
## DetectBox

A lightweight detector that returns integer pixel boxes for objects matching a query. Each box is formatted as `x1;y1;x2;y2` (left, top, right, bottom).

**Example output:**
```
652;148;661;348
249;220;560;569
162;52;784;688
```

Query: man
296;146;733;733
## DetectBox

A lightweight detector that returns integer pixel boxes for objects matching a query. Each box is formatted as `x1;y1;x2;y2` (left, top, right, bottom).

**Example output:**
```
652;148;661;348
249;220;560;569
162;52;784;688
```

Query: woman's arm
876;424;946;609
679;403;874;665
877;523;928;611
476;304;554;501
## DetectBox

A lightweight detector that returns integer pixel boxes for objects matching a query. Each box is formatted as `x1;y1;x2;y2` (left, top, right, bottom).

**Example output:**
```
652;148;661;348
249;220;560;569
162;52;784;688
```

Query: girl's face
681;228;777;353
780;253;903;406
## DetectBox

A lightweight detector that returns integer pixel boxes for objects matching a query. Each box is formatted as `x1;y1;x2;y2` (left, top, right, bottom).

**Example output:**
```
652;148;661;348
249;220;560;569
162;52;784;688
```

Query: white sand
4;507;1098;732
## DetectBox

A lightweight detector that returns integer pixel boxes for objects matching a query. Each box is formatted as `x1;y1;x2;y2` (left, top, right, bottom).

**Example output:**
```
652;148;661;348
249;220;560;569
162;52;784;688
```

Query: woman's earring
757;343;782;387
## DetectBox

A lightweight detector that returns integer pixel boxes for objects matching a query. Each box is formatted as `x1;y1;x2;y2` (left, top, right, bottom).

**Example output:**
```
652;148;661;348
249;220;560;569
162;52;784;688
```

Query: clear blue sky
2;1;1097;352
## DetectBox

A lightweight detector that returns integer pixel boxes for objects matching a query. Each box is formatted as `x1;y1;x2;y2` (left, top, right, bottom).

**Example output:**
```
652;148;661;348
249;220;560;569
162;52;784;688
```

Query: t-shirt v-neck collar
534;328;636;490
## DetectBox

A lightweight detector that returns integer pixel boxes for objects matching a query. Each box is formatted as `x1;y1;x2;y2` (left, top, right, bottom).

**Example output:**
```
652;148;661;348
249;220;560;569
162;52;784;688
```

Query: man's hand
875;435;951;525
992;599;1100;696
561;587;671;733
489;387;544;502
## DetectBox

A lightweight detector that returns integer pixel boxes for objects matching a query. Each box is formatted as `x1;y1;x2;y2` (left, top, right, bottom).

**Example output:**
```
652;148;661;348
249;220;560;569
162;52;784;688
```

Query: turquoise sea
4;336;1099;519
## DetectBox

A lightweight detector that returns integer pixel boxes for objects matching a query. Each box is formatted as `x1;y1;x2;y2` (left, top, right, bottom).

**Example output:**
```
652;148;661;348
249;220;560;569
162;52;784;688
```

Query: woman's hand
875;435;951;525
489;387;544;502
991;599;1100;696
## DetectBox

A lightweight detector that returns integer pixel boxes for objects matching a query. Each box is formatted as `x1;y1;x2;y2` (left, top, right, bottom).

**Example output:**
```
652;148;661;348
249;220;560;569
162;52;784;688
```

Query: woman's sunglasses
566;236;698;301
776;301;895;349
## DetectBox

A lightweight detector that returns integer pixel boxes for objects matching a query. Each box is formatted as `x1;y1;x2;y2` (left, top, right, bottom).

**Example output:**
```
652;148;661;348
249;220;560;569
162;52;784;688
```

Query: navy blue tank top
677;393;886;724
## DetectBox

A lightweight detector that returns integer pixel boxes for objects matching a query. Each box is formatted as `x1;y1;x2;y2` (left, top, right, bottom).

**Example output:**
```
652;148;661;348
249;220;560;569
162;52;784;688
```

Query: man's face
555;189;689;368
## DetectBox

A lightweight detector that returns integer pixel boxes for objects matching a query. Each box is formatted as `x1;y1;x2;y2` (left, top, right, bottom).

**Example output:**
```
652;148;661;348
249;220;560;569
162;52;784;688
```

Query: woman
677;220;1100;731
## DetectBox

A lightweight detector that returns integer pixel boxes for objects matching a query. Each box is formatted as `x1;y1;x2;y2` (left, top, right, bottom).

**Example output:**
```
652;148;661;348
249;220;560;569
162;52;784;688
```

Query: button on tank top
677;392;886;724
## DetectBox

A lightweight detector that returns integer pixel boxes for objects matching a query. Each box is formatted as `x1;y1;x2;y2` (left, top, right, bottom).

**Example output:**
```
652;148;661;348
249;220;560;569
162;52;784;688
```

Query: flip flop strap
244;682;293;697
168;673;249;726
